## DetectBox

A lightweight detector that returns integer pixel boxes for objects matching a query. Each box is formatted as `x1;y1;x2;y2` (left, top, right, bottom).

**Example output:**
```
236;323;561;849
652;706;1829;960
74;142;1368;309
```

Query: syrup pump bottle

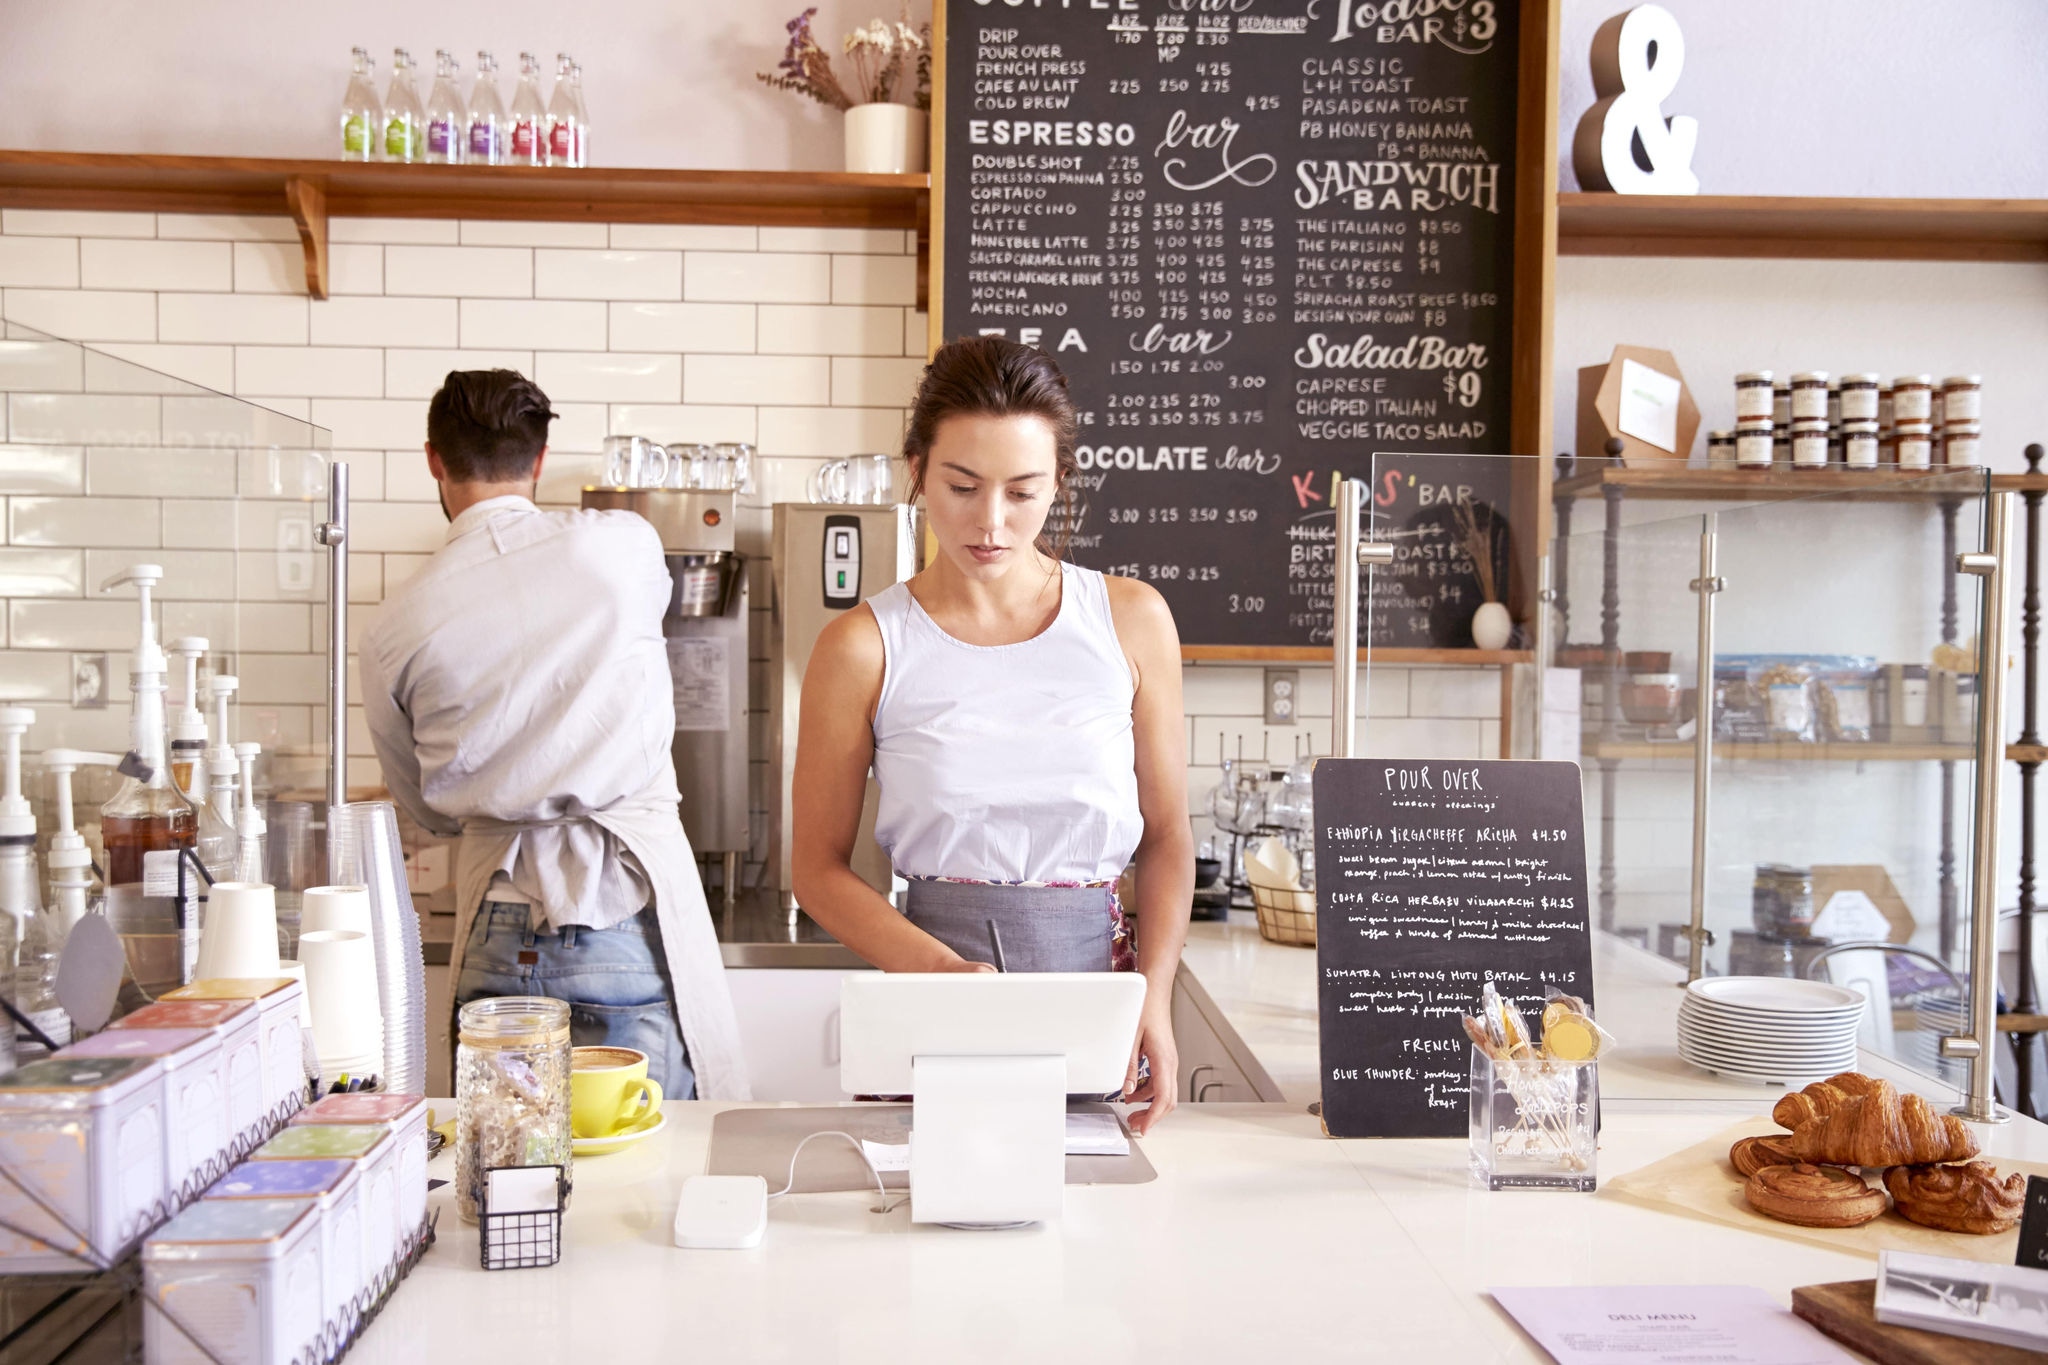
0;708;69;1056
195;674;240;883
98;565;199;983
232;742;267;885
39;749;110;944
167;636;209;800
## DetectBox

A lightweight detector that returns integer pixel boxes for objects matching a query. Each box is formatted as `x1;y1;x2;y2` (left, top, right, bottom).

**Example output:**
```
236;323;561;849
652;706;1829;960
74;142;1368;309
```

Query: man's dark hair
426;369;557;482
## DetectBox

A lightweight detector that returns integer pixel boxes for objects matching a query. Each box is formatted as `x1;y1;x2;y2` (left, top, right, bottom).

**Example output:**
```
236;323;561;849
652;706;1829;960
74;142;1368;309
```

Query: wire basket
478;1165;566;1271
1249;881;1316;946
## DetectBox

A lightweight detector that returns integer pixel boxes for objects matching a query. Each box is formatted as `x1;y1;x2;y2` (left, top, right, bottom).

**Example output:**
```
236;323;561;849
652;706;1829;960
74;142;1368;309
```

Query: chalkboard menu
1312;758;1591;1138
939;0;1520;648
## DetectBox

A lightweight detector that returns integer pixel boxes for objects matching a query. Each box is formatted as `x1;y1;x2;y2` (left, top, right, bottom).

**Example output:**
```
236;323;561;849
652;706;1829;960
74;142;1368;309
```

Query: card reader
673;1175;768;1249
822;514;860;610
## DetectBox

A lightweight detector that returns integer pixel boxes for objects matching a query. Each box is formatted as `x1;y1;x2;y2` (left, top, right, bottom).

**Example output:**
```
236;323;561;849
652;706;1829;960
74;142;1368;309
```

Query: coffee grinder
582;487;749;907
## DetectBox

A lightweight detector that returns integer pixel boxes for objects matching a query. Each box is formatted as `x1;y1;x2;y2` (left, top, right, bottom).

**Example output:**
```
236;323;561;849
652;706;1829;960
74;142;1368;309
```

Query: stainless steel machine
769;502;916;910
582;487;750;905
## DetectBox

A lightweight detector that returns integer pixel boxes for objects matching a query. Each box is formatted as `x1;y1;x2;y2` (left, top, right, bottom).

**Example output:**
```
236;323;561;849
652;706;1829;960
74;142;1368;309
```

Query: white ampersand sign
1571;4;1700;195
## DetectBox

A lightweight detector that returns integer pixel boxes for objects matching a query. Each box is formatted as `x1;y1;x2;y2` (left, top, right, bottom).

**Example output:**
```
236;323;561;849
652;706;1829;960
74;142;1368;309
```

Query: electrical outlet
72;653;110;709
1264;668;1299;726
277;516;315;592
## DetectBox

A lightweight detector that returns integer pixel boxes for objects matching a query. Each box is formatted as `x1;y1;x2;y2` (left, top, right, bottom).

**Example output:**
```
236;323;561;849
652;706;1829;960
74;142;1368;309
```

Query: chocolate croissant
1745;1163;1888;1228
1770;1072;1884;1131
1885;1161;2026;1235
1786;1078;1980;1168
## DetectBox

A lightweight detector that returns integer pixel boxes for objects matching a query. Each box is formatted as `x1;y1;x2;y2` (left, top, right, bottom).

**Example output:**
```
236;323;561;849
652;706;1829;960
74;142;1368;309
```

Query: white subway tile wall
0;209;1492;887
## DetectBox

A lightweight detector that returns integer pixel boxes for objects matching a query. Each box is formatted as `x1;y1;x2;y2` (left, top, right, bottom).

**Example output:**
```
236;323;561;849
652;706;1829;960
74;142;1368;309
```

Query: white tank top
869;562;1144;883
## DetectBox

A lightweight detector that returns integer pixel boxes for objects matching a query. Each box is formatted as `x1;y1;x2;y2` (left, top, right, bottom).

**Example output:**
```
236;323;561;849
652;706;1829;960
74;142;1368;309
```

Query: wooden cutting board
1793;1279;2042;1364
1602;1119;2046;1264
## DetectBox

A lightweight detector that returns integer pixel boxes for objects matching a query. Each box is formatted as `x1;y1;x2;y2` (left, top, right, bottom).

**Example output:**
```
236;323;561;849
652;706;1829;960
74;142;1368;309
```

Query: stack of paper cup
195;883;281;980
298;928;384;1082
300;885;373;937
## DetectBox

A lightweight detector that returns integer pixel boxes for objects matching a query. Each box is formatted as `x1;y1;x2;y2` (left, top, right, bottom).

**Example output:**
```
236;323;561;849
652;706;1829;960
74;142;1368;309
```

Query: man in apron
359;369;747;1099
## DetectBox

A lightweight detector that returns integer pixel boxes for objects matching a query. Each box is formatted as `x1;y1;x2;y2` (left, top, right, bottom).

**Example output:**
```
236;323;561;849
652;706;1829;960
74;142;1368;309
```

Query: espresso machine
768;502;917;910
582;487;749;905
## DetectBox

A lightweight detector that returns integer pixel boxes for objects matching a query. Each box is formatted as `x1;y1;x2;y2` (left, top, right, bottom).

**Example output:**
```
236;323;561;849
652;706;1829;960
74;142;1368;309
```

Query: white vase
1471;601;1513;650
844;103;927;174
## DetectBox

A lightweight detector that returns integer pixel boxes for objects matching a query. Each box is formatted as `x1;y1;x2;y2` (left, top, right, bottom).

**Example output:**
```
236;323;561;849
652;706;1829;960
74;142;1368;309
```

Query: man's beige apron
443;800;751;1100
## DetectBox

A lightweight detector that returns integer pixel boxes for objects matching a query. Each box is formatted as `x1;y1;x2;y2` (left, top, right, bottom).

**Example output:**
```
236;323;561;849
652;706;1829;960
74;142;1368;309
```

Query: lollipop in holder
1464;980;1606;1190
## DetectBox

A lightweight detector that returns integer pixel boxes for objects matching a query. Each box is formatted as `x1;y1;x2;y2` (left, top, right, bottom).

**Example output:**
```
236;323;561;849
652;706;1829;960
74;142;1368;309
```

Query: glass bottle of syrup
98;566;198;988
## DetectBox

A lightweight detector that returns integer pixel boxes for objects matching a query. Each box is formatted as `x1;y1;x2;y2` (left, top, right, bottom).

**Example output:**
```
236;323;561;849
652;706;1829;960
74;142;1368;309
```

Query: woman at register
792;336;1194;1134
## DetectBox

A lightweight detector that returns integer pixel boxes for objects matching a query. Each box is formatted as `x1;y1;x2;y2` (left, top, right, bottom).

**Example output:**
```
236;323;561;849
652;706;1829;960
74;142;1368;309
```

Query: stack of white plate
1677;977;1866;1085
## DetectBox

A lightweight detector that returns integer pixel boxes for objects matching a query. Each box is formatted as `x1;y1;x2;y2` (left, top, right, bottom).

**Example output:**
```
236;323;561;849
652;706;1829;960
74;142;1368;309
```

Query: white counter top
355;1095;2048;1365
354;927;2048;1364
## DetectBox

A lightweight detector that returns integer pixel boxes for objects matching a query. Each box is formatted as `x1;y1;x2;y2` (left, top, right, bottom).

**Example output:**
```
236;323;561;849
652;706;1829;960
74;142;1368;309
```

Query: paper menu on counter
1491;1286;1855;1365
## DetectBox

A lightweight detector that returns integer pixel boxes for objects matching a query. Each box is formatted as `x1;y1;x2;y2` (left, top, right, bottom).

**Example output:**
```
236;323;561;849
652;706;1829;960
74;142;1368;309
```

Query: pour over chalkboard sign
1312;758;1592;1138
936;0;1522;649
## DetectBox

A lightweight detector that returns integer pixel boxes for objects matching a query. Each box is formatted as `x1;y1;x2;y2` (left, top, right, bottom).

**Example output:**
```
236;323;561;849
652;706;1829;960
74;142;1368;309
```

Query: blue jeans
455;902;696;1099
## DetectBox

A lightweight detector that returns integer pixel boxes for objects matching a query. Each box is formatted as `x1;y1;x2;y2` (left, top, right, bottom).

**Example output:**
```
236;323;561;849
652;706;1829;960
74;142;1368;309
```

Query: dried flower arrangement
1449;497;1503;605
760;5;930;111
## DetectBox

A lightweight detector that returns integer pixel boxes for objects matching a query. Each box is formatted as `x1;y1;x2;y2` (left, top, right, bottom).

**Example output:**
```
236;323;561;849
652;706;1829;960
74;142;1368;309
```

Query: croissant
1745;1163;1888;1228
1786;1078;1980;1168
1729;1134;1801;1179
1770;1072;1885;1131
1885;1162;2026;1235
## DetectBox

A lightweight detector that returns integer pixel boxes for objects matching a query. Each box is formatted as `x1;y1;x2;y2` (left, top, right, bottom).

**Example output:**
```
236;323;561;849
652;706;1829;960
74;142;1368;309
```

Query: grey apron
903;880;1116;972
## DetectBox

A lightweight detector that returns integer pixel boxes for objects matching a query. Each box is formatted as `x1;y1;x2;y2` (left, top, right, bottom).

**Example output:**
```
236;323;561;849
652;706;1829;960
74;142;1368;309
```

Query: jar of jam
1772;381;1792;428
1942;375;1982;424
1896;419;1933;469
1790;371;1830;421
1706;429;1736;468
1734;418;1774;469
1892;374;1934;422
1946;420;1982;466
1843;419;1879;469
1839;373;1880;421
1790;417;1829;468
1734;371;1775;421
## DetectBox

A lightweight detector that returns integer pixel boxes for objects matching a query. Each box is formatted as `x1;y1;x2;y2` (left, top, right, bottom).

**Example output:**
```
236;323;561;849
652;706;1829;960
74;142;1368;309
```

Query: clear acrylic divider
1359;453;1995;1106
0;315;335;939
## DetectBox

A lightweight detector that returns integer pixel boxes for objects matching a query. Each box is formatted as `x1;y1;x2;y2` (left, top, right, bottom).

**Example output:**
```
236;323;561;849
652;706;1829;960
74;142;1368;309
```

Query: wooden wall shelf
0;150;930;302
1554;465;1989;502
1557;192;2048;262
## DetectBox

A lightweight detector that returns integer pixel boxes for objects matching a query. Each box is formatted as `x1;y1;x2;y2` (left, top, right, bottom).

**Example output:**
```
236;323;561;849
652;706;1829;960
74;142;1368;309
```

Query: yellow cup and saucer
570;1045;667;1156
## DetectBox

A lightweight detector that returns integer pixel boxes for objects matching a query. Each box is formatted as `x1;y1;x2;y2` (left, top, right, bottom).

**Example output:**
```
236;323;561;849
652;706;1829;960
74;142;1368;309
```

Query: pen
987;919;1008;972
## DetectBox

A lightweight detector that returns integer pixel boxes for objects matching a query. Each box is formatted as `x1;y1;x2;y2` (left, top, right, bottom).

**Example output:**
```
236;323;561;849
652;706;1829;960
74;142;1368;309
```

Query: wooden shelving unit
0;150;931;302
1557;192;2048;262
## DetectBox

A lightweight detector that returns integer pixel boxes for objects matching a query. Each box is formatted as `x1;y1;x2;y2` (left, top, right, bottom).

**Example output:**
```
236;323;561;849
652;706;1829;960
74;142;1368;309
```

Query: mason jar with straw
456;996;572;1223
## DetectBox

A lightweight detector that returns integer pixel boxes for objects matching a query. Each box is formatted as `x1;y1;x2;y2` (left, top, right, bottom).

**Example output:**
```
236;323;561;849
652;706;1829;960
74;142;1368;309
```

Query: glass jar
1945;420;1982;466
456;996;572;1224
1942;375;1982;424
1752;864;1815;937
1892;374;1934;422
1878;384;1895;433
1790;417;1829;469
1839;373;1879;421
1733;371;1774;421
1895;419;1933;469
1825;380;1841;426
1790;371;1829;421
1771;381;1792;428
1705;429;1735;468
1734;418;1773;469
1843;419;1879;470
